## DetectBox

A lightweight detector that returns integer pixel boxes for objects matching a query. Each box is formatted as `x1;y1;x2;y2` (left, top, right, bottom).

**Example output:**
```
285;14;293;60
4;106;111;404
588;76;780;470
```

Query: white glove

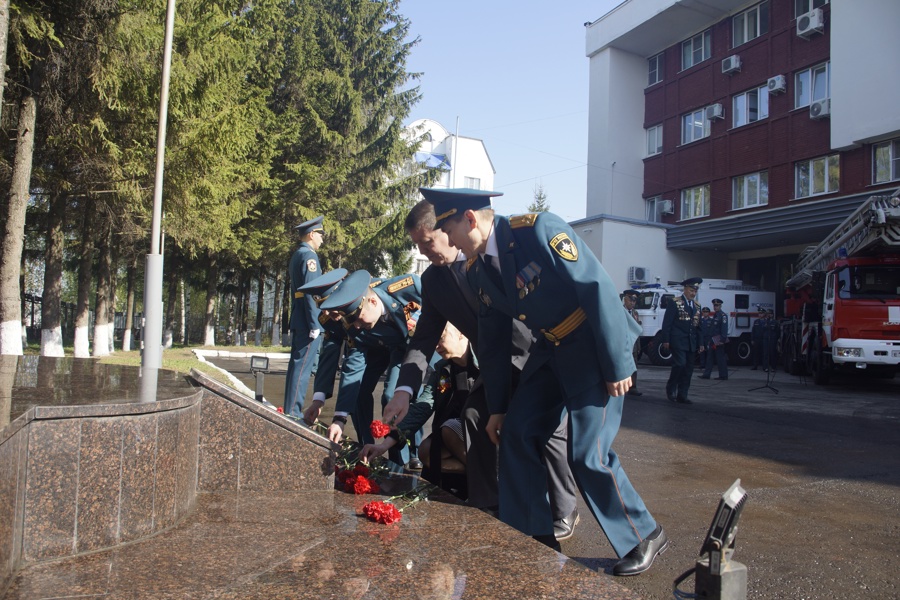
308;329;320;340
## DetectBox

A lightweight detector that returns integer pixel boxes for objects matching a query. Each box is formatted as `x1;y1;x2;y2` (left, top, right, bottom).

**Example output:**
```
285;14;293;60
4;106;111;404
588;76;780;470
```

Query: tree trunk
0;0;9;126
108;242;119;353
92;221;112;357
255;271;264;345
271;271;282;346
163;268;177;349
0;94;37;355
178;277;186;344
74;198;95;357
239;271;250;346
203;255;217;346
122;259;136;351
281;281;290;346
40;193;66;356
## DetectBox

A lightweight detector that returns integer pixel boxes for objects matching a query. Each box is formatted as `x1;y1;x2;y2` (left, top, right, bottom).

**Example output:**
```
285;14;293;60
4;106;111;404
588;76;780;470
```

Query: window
733;171;769;209
646;196;669;222
733;86;769;127
681;109;710;145
648;53;664;86
795;154;839;198
795;62;830;109
795;0;827;17
733;2;769;47
681;184;710;220
463;176;481;189
646;125;663;156
681;30;711;70
873;139;900;183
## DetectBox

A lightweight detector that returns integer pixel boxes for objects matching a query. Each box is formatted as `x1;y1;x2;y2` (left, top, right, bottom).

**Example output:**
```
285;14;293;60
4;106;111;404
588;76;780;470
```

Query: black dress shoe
612;525;669;576
750;366;758;371
406;457;424;471
626;389;643;396
698;374;710;379
667;394;677;403
553;509;580;541
715;377;728;380
676;397;693;404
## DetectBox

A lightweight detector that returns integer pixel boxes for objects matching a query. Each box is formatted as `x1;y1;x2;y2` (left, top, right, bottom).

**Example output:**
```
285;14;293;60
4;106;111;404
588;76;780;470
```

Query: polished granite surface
4;476;641;600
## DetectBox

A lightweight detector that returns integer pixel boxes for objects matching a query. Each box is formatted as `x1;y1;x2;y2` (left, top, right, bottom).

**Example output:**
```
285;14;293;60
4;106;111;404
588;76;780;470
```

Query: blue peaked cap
319;270;372;315
419;188;503;229
298;268;348;302
294;215;324;236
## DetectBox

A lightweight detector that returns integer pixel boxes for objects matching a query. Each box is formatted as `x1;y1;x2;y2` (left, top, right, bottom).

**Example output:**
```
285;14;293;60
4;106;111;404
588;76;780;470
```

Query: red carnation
363;500;402;524
370;420;391;439
353;464;371;477
353;476;380;495
337;469;354;484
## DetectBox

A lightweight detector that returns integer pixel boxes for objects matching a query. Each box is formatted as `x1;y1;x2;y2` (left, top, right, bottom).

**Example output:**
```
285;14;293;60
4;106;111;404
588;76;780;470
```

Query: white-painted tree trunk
40;327;64;357
163;329;173;349
92;322;110;357
204;324;215;346
0;321;22;355
122;329;132;352
73;325;90;357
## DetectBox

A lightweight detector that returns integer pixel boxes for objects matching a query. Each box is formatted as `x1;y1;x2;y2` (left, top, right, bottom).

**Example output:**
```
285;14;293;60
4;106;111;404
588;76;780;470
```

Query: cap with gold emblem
419;188;503;229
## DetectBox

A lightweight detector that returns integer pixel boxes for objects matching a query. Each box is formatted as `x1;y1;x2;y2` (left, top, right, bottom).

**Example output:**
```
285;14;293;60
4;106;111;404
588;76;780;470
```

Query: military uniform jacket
288;242;321;333
470;213;640;415
699;316;716;345
396;358;479;438
397;262;532;393
711;310;728;345
751;318;765;342
660;295;700;352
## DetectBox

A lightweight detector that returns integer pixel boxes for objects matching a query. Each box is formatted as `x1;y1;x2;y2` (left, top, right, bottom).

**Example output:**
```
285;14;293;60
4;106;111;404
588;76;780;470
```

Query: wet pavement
206;352;900;599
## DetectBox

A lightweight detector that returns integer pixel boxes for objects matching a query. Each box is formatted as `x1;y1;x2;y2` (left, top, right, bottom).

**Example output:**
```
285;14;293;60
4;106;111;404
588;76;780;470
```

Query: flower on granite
362;500;402;524
276;406;284;413
370;420;391;439
353;463;370;478
349;474;380;495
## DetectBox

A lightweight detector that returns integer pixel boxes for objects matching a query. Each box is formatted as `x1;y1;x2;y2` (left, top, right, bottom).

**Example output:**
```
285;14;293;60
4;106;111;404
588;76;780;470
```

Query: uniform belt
541;307;587;346
294;291;305;298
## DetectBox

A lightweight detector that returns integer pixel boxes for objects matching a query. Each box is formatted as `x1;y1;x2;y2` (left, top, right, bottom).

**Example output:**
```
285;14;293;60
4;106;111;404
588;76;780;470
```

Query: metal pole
142;0;176;370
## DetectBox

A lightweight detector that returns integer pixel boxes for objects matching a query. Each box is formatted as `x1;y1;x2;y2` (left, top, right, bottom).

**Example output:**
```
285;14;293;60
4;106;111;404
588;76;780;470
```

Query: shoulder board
387;276;414;294
318;313;330;326
510;214;538;229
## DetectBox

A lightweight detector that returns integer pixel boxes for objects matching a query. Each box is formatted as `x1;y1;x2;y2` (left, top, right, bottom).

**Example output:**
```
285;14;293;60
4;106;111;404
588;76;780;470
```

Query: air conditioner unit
660;199;674;214
628;266;650;283
721;55;741;75
810;98;831;119
705;103;724;120
796;8;824;38
767;75;787;94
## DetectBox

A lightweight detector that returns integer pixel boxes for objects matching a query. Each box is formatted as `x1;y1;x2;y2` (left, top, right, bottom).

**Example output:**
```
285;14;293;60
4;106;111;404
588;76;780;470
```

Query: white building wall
830;0;900;150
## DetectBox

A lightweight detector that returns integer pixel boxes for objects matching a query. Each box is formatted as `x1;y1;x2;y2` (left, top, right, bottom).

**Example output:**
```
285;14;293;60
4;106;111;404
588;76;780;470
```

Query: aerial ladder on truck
782;189;900;382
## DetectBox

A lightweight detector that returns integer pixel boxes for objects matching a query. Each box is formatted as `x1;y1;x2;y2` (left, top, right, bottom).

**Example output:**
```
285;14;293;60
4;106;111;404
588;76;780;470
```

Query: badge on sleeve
549;233;578;262
306;259;318;272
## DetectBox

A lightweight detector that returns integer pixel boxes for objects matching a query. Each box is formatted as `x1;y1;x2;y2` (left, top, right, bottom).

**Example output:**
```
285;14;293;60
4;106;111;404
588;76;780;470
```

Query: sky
400;0;623;222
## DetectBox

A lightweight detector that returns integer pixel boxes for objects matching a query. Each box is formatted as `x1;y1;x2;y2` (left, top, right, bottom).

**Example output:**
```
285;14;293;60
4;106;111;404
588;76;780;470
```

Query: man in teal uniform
661;277;703;404
283;216;326;419
700;298;729;380
424;188;667;576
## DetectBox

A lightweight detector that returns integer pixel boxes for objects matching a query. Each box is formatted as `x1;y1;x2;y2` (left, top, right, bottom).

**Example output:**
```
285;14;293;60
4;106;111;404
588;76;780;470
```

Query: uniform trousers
499;362;656;557
666;347;695;401
284;333;322;419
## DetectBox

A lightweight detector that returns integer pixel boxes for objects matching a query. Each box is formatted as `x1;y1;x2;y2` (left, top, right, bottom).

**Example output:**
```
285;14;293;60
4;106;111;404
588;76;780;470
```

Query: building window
733;171;769;209
795;0;827;17
646;196;669;222
733;86;769;127
733;2;769;47
681;109;710;145
681;185;710;220
796;154;840;198
463;176;481;189
681;30;711;71
648;53;664;86
795;62;830;109
873;139;900;183
646;125;663;156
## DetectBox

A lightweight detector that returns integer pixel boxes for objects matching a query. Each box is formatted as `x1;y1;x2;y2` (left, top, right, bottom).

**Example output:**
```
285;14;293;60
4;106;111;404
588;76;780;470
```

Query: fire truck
633;279;775;366
780;190;900;384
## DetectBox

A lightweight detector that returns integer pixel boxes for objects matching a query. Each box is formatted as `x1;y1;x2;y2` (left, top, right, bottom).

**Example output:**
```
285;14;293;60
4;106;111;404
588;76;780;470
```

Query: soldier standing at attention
621;289;643;396
700;299;729;380
426;187;666;577
283;216;325;419
661;277;703;404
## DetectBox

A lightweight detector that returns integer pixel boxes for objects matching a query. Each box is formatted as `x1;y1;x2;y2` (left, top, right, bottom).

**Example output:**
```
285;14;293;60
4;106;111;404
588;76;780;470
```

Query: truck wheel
648;332;673;366
727;335;753;365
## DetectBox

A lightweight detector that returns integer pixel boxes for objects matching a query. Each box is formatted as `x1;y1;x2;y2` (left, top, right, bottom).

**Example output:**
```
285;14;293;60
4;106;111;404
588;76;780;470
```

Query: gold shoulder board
387;276;414;293
510;214;538;229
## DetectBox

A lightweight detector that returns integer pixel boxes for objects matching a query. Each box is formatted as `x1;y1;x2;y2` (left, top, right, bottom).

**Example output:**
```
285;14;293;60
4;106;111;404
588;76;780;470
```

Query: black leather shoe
667;394;677;403
612;525;668;576
715;377;728;380
553;509;580;541
627;389;643;396
676;397;693;404
533;534;561;552
750;367;758;371
406;457;424;471
698;375;710;379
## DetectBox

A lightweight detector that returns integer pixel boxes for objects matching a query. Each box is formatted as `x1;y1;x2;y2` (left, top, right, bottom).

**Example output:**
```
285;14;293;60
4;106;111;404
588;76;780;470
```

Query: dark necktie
450;261;479;313
483;255;505;294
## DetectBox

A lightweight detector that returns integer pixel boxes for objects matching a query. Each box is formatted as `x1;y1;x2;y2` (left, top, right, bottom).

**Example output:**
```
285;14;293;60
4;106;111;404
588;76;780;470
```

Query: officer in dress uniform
424;188;666;576
622;289;643;396
697;306;713;374
308;269;427;469
283;216;326;419
661;277;703;404
700;299;729;380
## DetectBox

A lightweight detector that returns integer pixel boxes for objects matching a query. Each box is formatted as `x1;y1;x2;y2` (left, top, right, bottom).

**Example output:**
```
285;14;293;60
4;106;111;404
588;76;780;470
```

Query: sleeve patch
549;233;578;262
387;276;414;293
510;214;538;229
306;259;318;272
